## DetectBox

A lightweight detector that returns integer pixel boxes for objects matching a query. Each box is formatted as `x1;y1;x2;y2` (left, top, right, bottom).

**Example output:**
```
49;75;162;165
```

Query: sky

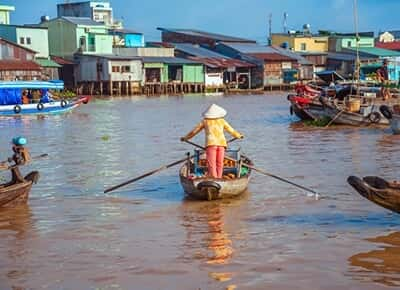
5;0;400;43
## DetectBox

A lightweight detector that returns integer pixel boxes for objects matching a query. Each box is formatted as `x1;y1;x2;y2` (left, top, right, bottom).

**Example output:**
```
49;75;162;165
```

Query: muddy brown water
1;94;400;290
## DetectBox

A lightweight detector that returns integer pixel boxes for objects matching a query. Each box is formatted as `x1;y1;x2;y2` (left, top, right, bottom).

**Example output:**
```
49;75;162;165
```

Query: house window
79;36;86;50
112;66;120;73
121;66;131;73
26;37;31;45
300;43;307;51
347;41;352;47
20;37;25;44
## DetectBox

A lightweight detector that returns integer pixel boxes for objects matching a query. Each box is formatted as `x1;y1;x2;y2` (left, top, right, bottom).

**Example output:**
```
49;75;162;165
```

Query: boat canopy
0;81;64;105
0;80;64;90
316;70;346;84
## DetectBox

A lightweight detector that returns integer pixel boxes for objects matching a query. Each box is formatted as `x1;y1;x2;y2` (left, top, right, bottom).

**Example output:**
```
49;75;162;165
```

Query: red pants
206;146;225;178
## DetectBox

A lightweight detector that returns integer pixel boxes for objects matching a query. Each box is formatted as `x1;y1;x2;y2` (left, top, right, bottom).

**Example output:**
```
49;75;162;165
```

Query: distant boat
0;80;89;116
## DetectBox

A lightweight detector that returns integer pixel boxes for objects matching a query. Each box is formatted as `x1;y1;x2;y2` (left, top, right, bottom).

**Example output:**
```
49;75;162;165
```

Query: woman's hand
180;137;187;142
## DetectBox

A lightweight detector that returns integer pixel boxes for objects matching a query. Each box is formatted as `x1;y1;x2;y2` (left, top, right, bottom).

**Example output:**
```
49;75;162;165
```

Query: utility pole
268;13;272;45
283;12;288;34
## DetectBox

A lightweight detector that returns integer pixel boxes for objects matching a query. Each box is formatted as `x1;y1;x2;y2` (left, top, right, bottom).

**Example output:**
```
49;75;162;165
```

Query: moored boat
319;96;389;126
348;176;400;214
0;80;89;116
179;149;252;200
380;105;400;134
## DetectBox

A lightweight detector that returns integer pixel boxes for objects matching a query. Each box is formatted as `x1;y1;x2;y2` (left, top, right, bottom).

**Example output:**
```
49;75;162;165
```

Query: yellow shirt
184;118;242;147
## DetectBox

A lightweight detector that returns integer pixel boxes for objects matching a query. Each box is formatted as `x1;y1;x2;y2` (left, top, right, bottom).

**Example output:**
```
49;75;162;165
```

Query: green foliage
303;116;332;127
53;90;77;99
101;135;110;141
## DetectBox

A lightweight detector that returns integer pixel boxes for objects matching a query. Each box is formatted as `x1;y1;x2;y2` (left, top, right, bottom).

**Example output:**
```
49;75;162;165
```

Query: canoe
179;151;252;201
380;105;400;134
319;97;389;126
347;176;400;214
0;170;39;207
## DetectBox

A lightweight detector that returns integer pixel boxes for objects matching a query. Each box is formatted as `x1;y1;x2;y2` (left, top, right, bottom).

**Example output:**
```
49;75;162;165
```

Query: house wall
0;39;35;61
113;47;174;57
0;24;17;44
58;2;92;18
42;19;77;59
379;32;395;43
205;68;224;87
271;35;328;52
0;6;14;25
75;56;142;82
125;34;144;47
16;27;49;58
328;37;374;52
0;70;41;81
183;65;204;83
75;26;112;55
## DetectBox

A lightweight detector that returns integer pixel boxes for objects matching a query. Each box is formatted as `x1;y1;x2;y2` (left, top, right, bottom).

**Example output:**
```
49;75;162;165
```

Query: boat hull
348;176;400;214
0;171;39;207
0;96;89;116
288;95;325;121
320;98;389;126
179;161;251;201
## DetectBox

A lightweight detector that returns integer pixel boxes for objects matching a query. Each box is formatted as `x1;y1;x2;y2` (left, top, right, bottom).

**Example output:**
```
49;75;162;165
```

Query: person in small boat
180;104;244;179
22;90;30;104
377;59;391;100
1;137;32;184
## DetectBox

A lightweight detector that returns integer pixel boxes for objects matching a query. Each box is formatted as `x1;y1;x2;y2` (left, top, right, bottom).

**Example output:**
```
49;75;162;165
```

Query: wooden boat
0;168;39;207
288;94;326;121
347;176;400;214
179;150;252;200
319;96;389;126
0;81;89;116
380;105;400;134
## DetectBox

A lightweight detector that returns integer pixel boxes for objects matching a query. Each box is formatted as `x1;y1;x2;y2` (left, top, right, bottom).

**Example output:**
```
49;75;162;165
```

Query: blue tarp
0;89;22;105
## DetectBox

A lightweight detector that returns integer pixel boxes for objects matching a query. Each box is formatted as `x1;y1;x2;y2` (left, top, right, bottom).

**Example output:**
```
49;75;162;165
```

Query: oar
104;156;190;194
183;140;318;196
0;153;49;164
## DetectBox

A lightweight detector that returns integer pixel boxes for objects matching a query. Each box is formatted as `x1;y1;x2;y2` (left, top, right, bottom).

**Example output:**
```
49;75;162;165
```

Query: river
1;94;400;290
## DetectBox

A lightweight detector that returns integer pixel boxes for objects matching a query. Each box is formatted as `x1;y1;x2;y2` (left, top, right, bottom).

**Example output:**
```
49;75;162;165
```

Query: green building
142;57;204;83
0;5;14;25
328;33;375;52
41;16;113;60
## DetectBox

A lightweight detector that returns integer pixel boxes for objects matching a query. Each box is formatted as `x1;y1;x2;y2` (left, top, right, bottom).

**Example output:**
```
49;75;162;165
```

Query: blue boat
0;80;90;116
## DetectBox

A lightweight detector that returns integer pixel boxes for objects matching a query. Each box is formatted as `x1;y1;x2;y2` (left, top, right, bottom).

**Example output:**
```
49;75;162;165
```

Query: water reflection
348;232;400;287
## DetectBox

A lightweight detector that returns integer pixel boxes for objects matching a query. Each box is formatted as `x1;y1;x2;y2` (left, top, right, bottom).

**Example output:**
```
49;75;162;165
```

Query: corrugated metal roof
248;53;294;61
61;16;104;26
157;27;255;43
327;52;370;61
0;60;42;71
273;46;313;65
345;47;400;57
219;42;278;54
110;28;142;35
35;58;62;68
188;57;254;68
173;43;229;58
142;57;201;65
0;80;64;89
51;55;75;65
376;41;400;51
77;54;141;61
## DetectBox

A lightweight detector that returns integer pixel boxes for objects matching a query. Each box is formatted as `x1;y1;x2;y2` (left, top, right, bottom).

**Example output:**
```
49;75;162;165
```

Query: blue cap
12;137;27;146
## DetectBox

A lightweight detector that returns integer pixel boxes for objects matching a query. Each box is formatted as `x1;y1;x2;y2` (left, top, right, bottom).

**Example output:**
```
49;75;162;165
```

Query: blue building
110;28;144;47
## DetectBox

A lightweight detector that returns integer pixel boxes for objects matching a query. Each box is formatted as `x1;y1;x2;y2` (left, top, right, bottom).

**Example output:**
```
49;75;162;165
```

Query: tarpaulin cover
0;88;22;105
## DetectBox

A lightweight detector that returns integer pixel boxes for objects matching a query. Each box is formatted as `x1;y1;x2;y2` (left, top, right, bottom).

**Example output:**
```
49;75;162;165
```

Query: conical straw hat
202;104;227;119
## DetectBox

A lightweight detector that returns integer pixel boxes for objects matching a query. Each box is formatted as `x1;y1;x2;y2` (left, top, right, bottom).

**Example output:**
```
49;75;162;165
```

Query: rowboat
288;94;325;121
179;149;252;200
347;176;400;214
0;80;89;116
0;169;39;207
380;105;400;134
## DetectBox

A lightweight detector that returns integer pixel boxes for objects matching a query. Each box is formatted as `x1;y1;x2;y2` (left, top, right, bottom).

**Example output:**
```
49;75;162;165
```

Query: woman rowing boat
180;104;244;178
